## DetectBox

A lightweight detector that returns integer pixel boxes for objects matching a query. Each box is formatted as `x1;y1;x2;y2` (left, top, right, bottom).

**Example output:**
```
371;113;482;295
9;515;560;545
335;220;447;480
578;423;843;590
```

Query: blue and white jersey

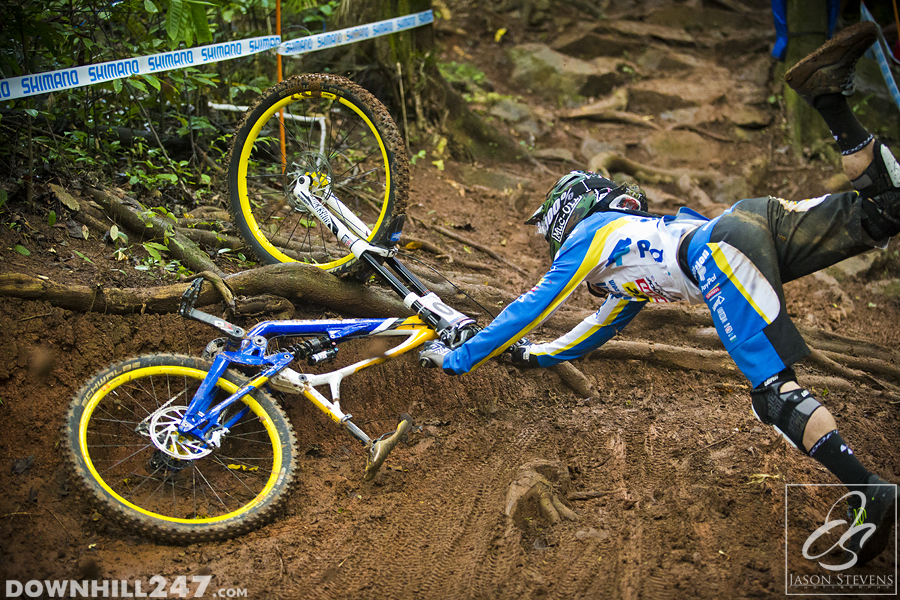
443;208;708;375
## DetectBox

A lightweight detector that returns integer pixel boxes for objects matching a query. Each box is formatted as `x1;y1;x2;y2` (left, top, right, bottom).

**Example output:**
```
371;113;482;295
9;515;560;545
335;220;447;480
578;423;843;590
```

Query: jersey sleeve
527;296;644;367
442;218;629;375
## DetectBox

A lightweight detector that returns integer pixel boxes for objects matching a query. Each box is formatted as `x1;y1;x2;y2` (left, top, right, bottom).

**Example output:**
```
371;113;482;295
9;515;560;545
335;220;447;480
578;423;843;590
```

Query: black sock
812;94;873;155
808;430;872;491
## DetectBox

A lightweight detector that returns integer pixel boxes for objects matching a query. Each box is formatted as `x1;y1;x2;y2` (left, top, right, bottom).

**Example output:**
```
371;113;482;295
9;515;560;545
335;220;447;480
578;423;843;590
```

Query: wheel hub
286;152;334;211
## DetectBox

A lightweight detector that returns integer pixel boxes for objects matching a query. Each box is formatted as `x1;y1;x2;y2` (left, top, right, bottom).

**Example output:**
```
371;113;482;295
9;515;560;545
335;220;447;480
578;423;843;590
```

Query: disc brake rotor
148;406;213;460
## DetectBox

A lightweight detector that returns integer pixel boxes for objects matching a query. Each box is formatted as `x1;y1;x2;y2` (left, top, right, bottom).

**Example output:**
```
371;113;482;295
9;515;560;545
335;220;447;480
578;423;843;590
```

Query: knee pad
750;370;822;453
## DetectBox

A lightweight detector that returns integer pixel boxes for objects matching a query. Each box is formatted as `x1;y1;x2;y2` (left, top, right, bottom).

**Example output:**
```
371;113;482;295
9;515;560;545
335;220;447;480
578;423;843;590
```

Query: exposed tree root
505;459;579;526
0;264;408;317
586;340;900;399
550;362;599;399
8;186;898;398
399;236;497;272
586;151;726;211
415;220;527;275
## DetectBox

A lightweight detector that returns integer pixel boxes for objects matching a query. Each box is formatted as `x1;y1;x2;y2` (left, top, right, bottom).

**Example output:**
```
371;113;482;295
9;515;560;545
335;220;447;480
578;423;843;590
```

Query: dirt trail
2;0;900;598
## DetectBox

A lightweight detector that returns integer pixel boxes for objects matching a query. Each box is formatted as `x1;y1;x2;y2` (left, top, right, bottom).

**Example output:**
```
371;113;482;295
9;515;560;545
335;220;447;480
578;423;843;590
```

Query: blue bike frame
171;173;475;467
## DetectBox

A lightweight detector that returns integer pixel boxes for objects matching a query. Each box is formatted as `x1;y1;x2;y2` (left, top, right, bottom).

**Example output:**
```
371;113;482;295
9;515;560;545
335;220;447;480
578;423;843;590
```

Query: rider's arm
442;218;626;375
525;296;644;367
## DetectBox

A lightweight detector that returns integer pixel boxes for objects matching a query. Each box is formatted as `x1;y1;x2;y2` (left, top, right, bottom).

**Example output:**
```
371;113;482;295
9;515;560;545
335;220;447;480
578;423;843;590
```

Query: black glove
507;338;540;367
418;340;452;369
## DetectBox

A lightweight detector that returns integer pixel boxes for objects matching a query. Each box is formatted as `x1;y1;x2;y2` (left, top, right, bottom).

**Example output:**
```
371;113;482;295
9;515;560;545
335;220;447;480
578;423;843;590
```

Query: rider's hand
419;340;452;370
507;339;540;367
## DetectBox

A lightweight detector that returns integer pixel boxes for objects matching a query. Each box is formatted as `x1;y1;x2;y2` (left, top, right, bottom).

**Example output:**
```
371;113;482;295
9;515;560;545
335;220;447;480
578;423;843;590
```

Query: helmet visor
609;195;643;211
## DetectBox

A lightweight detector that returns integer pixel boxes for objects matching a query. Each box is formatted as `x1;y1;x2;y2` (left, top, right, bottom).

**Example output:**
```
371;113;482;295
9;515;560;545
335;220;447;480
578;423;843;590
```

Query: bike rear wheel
63;354;298;543
227;73;409;277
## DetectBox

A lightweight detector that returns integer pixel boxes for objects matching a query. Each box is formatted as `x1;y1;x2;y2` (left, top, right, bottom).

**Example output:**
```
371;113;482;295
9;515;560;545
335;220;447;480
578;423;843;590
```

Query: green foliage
301;0;339;28
409;149;426;165
0;0;337;211
438;61;486;87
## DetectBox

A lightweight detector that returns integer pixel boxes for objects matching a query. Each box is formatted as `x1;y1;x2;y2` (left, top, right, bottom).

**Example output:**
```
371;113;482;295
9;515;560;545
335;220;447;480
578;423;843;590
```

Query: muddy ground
2;1;900;599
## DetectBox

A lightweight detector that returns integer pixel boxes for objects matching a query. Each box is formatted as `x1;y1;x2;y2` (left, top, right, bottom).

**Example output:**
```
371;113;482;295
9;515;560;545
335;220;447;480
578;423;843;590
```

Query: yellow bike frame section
272;316;437;425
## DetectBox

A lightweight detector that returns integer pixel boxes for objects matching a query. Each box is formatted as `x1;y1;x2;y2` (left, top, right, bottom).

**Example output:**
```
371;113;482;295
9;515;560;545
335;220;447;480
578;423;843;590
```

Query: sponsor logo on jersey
622;277;678;303
716;306;737;341
529;276;549;293
605;238;632;267
692;248;710;282
636;239;663;263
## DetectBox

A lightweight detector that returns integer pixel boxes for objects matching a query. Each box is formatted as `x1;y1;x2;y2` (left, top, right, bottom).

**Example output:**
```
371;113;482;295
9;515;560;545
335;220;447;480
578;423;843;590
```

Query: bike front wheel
63;354;299;543
227;73;409;277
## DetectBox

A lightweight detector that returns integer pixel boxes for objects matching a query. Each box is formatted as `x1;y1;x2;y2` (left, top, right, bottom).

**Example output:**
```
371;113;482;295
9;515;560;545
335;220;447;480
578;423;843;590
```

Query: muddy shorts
681;192;873;388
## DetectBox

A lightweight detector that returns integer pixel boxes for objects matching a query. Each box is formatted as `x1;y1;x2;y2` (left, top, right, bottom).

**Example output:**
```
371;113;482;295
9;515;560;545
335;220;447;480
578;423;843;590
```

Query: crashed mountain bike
63;74;484;544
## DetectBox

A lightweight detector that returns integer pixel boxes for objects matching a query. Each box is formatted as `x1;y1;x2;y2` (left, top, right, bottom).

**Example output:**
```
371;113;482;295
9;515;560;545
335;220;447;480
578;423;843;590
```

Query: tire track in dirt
610;410;677;600
274;421;560;600
642;421;676;600
609;414;650;600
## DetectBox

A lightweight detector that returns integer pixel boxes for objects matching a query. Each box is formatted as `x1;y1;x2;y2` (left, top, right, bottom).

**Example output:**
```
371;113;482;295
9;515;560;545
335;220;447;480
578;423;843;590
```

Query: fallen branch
687;433;736;457
70;210;108;238
87;186;223;276
420;222;527;275
559;89;628;117
567;490;616;501
670;123;740;144
562;109;661;130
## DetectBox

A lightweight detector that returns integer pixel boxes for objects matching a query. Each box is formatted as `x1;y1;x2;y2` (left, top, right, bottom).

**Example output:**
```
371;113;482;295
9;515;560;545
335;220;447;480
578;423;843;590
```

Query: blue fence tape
0;9;435;102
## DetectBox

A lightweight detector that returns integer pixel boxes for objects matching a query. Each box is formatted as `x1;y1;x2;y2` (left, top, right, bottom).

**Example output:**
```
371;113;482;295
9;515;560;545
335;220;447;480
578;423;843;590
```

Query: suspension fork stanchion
381;255;431;297
359;253;441;330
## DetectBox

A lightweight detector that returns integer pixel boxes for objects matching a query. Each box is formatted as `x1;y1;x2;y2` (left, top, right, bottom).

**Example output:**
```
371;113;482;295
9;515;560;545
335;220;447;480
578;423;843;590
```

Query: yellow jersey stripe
470;220;630;370
709;243;773;325
532;298;630;357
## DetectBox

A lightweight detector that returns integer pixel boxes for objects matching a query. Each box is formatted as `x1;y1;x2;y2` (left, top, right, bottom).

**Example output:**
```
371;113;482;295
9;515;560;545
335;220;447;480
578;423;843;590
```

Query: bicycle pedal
363;416;413;481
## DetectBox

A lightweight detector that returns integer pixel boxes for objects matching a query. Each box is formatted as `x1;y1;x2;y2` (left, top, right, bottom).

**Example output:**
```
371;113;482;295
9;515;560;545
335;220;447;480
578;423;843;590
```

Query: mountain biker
419;21;898;566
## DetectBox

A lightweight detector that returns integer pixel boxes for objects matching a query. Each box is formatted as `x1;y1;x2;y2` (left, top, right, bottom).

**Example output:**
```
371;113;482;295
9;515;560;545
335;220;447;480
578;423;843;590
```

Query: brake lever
440;323;481;349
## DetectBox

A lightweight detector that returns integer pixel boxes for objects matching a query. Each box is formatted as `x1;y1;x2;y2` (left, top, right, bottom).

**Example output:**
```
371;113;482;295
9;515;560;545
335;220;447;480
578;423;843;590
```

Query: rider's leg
685;201;896;565
784;20;900;241
750;368;869;486
750;368;896;566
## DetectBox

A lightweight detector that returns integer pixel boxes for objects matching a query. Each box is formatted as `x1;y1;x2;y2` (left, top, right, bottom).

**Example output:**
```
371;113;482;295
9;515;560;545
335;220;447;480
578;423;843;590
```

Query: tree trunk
343;1;517;160
781;0;833;156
